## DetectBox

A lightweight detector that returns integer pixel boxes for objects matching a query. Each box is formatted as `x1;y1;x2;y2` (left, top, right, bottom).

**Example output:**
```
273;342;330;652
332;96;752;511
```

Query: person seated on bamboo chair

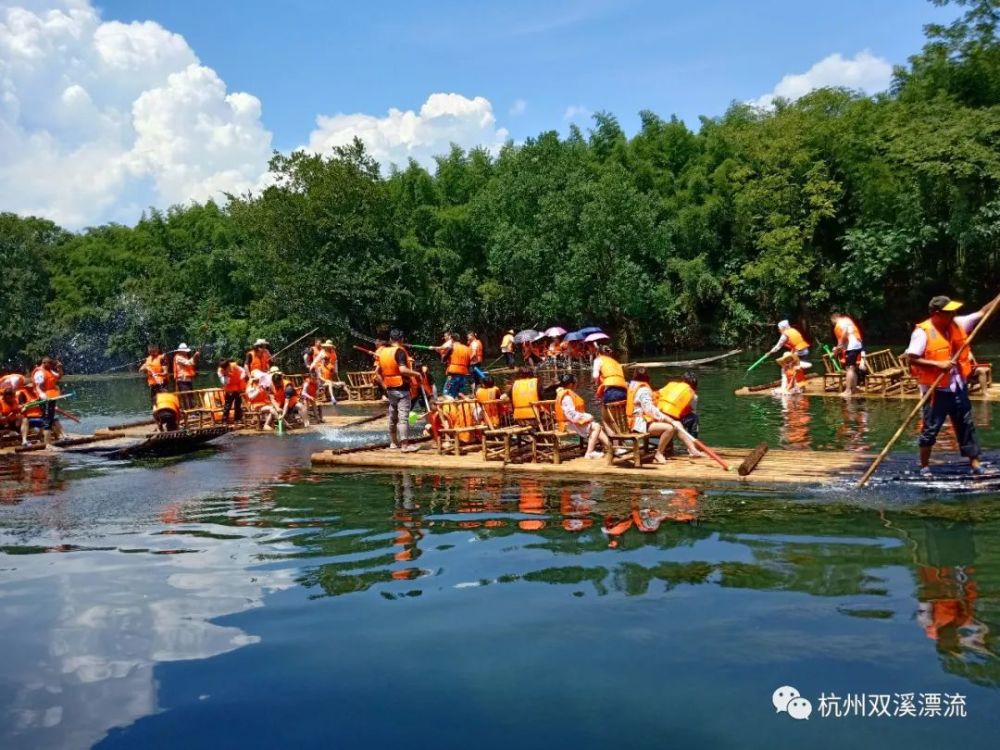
627;369;702;464
556;374;611;459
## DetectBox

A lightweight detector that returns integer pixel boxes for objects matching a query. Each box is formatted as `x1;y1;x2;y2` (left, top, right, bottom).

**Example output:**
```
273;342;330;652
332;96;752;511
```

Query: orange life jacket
301;378;320;401
912;319;973;387
511;377;539;421
448;343;472;376
317;359;337;381
270;382;287;408
657;382;695;419
154;391;181;417
0;394;21;419
247;349;271;373
554;387;586;429
173;354;196;381
475;386;501;424
378;345;405;388
221;364;247;393
143;355;167;386
834;317;863;347
246;385;270;408
596;356;626;394
18;388;42;418
783;327;809;353
32;366;61;398
469;339;483;364
626;381;654;423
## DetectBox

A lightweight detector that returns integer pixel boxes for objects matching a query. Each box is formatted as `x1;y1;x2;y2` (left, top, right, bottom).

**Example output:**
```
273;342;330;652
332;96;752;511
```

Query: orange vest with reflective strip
597;356;626;391
0;394;20;418
657;382;694;419
247;386;269;407
554;388;586;429
783;327;808;352
912;319;973;387
378;345;404;388
626;381;653;423
512;378;539;421
448;343;471;375
143;355;167;386
173;355;196;381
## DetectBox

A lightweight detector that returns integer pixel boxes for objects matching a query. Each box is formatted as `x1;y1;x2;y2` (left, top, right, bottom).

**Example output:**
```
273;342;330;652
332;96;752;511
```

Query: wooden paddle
857;291;1000;488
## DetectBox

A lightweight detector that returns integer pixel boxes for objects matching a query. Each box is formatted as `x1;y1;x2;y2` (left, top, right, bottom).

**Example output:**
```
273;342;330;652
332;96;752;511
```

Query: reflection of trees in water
249;471;1000;688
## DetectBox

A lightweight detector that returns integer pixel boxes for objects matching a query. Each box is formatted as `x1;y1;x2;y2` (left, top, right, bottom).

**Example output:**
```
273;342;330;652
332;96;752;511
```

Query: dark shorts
444;374;467;398
920;386;980;458
796;348;810;361
602;386;627;404
28;418;45;429
176;381;194;392
845;348;863;368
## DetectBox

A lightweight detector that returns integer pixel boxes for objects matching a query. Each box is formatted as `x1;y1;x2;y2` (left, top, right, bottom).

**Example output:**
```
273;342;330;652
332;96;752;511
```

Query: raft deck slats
310;444;873;487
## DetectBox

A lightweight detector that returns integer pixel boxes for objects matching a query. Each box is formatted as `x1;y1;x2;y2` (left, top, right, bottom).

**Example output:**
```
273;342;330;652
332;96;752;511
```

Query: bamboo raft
735;374;1000;400
311;443;878;488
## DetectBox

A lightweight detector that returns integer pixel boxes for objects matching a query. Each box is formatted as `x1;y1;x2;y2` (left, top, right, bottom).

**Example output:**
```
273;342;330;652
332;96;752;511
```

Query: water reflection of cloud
2;529;295;750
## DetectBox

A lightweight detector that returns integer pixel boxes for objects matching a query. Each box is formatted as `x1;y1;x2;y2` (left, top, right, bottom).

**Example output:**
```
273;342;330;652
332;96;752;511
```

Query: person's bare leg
651;423;675;463
978;368;989;396
20;418;29;445
841;366;857;396
919;445;932;468
586;424;601;454
597;426;611;452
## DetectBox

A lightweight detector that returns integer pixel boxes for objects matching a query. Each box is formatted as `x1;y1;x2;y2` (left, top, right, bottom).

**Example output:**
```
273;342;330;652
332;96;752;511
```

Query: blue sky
0;0;959;226
96;0;956;151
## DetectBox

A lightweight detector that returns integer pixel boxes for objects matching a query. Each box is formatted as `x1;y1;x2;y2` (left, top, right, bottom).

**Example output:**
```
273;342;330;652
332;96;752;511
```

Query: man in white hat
245;339;271;376
765;320;812;369
172;343;200;392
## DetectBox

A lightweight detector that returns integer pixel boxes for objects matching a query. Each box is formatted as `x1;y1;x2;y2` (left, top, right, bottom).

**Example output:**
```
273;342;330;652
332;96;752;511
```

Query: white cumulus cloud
751;50;893;109
303;92;510;173
0;0;272;227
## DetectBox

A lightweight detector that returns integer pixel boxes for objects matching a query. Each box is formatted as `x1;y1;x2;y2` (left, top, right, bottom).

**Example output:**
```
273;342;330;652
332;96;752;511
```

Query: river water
2;351;1000;749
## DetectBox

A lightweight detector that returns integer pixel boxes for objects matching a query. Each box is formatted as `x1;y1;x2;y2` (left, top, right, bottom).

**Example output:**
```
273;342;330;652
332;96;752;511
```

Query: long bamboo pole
857;292;1000;488
271;327;319;361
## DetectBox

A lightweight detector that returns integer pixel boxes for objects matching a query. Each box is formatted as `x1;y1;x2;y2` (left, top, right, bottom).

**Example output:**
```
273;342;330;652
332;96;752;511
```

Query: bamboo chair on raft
528;400;586;465
600;401;653;469
479;399;531;463
436;399;482;456
822;349;906;395
345;371;379;401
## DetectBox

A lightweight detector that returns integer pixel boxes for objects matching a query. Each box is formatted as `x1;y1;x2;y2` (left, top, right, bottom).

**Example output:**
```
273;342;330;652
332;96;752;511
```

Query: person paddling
139;344;168;405
766;320;812;369
172;343;199;392
467;331;484;386
375;329;421;451
830;313;865;396
903;295;994;477
627;370;702;464
31;356;64;444
246;339;271;377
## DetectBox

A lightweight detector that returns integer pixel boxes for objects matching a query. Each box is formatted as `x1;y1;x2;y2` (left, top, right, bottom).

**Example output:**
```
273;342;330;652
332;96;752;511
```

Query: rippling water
4;354;1000;749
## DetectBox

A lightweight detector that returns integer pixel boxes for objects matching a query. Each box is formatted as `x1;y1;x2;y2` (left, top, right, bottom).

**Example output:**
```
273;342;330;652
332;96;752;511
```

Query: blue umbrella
563;331;586;342
577;326;603;335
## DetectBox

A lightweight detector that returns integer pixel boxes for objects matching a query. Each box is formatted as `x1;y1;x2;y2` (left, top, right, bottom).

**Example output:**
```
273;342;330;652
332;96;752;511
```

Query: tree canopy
2;0;998;370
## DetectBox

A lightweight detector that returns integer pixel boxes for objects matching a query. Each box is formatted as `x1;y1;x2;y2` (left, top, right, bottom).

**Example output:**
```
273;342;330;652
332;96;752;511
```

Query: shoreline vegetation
2;0;998;373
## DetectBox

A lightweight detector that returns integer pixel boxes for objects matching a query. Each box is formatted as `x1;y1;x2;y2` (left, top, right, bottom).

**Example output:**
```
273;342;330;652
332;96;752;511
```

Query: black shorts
845;349;864;368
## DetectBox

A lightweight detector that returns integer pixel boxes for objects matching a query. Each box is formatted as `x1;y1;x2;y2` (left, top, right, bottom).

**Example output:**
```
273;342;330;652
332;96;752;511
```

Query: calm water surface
3;351;1000;749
